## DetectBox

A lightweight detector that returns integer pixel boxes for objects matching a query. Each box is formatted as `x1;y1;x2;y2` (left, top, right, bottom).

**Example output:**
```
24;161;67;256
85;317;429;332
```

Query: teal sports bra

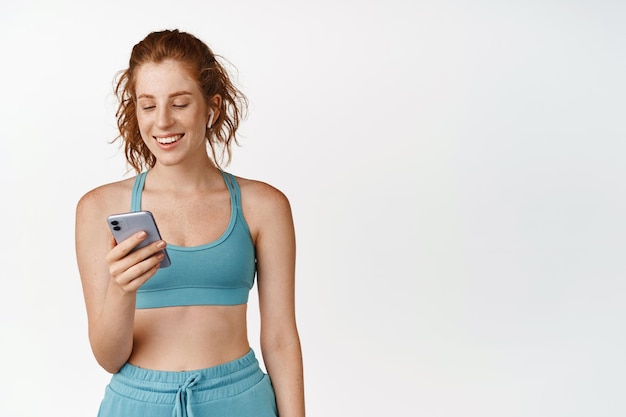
131;171;256;309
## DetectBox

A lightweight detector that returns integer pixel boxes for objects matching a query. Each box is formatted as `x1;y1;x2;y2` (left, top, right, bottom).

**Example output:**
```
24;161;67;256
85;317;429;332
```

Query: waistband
109;349;264;413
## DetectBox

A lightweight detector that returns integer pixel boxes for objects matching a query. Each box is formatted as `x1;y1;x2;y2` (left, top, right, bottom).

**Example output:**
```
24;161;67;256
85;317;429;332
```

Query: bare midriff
128;304;250;371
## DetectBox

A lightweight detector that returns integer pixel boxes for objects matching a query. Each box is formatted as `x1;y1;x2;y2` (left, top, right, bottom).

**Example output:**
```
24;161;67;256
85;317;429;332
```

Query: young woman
75;29;304;417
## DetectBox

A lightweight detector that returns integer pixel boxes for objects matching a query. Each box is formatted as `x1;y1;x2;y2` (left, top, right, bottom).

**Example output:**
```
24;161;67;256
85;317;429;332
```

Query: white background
1;1;625;416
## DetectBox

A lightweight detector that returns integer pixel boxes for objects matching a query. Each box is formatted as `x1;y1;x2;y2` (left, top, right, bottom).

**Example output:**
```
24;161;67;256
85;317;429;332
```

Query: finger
107;237;166;280
115;231;148;257
106;231;148;265
116;252;165;290
122;239;166;267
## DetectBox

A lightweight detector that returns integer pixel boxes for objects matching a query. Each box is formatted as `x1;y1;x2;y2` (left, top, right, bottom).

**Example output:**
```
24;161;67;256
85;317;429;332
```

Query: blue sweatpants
98;349;277;417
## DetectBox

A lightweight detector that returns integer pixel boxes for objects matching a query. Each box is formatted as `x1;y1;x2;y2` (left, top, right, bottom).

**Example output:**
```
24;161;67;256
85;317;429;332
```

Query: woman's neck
146;159;223;193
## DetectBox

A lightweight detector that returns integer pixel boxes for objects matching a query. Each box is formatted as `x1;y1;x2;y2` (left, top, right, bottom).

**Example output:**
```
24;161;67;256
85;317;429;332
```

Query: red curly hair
114;29;248;173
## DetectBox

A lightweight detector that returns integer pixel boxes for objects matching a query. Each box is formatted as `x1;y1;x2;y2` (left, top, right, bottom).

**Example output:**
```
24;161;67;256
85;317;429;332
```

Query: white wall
1;1;624;416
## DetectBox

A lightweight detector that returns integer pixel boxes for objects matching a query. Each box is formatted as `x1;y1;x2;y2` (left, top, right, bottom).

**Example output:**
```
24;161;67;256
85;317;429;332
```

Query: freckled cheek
181;113;206;136
136;115;152;139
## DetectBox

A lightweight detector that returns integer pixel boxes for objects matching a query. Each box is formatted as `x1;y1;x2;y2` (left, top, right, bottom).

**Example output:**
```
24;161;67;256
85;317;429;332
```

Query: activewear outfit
97;171;277;417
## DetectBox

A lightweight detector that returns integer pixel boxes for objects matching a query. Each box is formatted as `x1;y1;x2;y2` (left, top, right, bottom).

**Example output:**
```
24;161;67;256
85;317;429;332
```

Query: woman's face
134;60;212;167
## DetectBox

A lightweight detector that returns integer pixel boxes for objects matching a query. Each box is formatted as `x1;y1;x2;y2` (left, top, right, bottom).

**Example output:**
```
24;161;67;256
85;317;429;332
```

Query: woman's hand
105;232;166;294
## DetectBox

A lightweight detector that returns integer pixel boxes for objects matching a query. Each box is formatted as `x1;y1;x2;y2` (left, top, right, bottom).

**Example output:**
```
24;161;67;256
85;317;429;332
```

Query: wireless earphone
207;109;215;128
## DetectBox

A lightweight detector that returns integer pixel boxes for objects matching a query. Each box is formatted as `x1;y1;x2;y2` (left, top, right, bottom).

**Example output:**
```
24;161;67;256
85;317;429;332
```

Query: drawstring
173;374;201;417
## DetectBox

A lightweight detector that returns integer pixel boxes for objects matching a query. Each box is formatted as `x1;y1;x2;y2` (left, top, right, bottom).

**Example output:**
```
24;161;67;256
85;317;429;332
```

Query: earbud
207;109;215;128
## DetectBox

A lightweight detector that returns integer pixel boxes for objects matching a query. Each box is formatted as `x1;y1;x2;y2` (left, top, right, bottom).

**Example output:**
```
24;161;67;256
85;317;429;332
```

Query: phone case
107;211;171;268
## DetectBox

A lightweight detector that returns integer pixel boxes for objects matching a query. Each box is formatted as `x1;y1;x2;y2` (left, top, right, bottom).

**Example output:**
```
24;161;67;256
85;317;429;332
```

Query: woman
75;29;304;417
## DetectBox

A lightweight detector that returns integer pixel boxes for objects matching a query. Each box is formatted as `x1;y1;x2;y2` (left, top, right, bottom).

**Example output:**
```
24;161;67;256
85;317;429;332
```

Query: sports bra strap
131;171;148;212
221;171;242;211
132;170;240;212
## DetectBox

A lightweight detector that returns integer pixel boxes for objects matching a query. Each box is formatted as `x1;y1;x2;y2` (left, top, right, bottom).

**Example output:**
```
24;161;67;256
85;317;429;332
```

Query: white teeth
156;135;182;144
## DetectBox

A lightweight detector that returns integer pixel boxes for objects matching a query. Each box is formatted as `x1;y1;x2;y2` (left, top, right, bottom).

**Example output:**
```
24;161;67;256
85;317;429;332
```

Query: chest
141;189;232;247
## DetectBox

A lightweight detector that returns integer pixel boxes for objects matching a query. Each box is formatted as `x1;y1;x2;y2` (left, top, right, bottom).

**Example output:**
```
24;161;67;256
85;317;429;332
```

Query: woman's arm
75;187;165;373
249;182;305;417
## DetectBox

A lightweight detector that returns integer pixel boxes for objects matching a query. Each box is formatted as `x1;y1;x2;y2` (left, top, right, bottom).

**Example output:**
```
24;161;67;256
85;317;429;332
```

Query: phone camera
111;220;119;225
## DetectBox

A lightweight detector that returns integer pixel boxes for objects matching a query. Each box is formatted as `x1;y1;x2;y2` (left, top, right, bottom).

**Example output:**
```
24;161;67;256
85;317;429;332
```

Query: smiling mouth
155;134;183;144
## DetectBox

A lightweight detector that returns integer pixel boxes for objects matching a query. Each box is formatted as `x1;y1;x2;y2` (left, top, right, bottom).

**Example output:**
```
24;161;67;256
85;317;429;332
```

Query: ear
207;94;222;127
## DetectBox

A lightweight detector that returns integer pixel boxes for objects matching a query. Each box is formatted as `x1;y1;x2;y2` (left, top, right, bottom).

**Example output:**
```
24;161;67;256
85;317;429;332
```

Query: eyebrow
136;91;193;100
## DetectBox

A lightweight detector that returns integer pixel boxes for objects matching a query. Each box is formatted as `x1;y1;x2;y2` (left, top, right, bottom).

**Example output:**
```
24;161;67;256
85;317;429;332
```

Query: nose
156;106;175;129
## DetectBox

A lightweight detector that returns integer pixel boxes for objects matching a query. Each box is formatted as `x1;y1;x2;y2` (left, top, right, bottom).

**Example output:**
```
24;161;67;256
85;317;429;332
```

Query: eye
173;103;189;109
142;105;156;111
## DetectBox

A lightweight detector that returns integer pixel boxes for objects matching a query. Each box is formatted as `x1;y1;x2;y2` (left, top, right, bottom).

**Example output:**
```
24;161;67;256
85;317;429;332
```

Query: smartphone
107;211;171;268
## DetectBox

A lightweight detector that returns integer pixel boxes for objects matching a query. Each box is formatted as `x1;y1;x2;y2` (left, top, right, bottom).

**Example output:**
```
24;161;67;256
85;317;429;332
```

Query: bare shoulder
76;177;136;223
75;177;137;286
233;175;293;238
234;175;292;214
